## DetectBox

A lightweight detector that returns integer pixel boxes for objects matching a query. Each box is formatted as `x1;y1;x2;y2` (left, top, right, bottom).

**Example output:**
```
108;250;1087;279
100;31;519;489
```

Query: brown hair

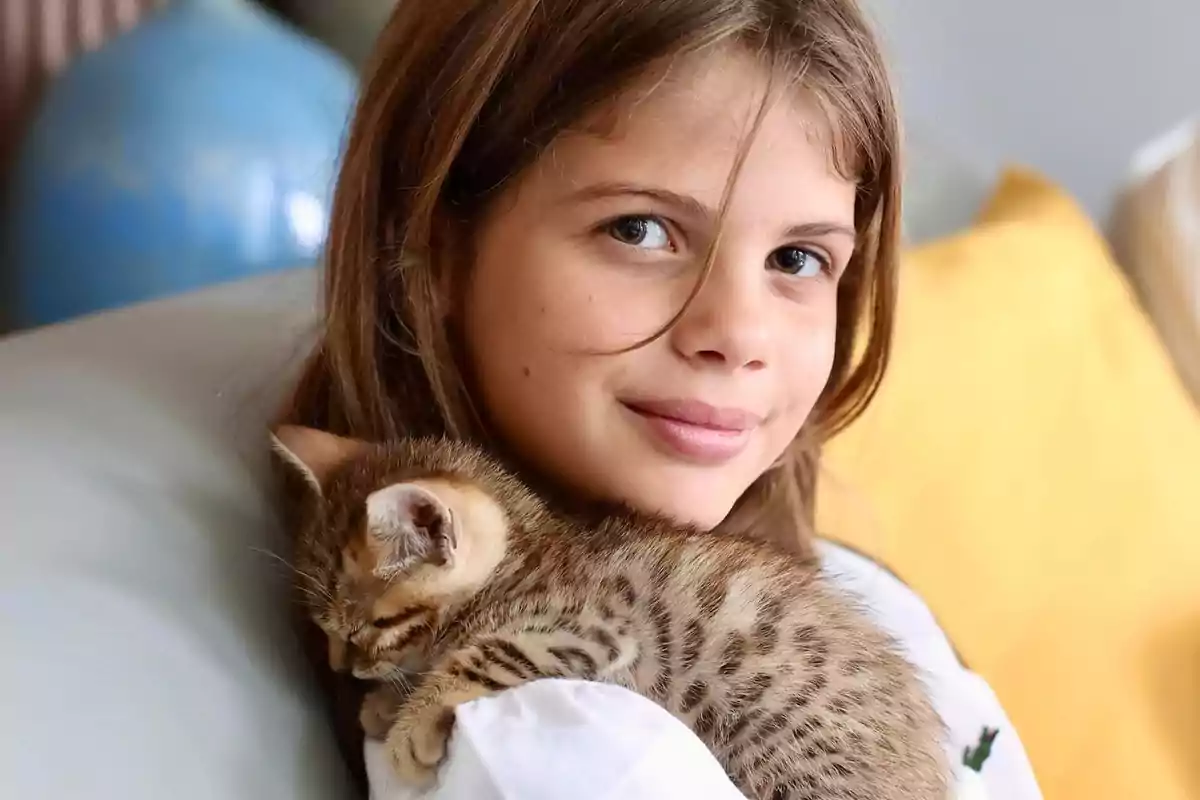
279;0;900;558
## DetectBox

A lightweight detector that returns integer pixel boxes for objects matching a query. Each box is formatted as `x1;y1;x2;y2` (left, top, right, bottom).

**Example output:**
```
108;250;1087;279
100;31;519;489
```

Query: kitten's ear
365;482;459;575
270;424;368;496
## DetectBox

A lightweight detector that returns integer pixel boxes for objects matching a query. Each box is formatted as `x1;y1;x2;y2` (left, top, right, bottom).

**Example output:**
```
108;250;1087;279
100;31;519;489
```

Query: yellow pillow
817;168;1200;800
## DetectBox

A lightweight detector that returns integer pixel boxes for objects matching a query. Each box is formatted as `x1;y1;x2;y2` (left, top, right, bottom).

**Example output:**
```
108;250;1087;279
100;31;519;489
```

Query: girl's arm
365;678;746;800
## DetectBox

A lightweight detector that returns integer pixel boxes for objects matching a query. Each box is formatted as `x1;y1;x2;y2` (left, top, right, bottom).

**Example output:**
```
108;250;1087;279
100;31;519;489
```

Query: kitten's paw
360;686;405;741
385;704;456;788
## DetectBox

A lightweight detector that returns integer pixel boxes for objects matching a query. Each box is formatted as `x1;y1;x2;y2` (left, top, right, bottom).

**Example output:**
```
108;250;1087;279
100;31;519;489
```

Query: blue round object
2;0;358;328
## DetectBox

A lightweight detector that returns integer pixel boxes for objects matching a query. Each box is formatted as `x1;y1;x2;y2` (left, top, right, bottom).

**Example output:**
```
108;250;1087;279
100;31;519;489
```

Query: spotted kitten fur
272;425;950;800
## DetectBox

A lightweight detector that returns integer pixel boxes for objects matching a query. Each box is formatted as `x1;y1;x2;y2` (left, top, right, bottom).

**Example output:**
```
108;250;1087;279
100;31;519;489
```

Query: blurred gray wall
863;0;1200;221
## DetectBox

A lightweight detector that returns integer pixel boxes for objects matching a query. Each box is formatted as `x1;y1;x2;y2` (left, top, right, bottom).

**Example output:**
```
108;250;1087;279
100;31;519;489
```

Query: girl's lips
620;398;760;464
620;398;762;431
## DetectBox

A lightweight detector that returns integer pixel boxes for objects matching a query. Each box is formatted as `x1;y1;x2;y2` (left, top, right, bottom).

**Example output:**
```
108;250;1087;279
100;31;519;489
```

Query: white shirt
367;540;1044;800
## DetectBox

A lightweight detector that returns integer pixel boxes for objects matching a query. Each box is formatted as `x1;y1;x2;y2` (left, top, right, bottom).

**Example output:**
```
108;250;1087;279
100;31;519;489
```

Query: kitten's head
270;425;527;681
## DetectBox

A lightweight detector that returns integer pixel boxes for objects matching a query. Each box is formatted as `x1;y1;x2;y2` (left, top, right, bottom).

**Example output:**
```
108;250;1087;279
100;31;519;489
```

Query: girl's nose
669;252;772;372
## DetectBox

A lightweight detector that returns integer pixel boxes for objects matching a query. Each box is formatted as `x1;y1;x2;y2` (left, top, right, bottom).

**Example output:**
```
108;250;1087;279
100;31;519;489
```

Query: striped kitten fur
272;425;950;800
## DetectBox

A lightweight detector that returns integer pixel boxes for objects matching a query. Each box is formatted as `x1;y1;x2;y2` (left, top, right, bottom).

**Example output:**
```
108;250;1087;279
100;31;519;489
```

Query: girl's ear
269;425;369;496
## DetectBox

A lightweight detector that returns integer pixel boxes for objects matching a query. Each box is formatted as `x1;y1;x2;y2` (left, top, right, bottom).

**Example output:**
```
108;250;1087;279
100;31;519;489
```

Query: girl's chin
618;482;741;531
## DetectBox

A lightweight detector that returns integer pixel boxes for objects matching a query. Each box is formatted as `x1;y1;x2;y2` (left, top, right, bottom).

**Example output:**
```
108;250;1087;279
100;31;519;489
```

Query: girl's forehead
574;48;835;153
528;49;855;231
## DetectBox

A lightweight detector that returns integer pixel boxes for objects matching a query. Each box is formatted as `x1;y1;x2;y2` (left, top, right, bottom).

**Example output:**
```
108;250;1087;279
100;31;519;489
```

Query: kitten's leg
383;638;563;786
383;660;497;787
360;683;407;741
384;622;637;786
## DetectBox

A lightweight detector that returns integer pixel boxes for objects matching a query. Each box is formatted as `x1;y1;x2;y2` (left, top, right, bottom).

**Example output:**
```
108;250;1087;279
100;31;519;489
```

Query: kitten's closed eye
372;605;438;659
373;606;429;628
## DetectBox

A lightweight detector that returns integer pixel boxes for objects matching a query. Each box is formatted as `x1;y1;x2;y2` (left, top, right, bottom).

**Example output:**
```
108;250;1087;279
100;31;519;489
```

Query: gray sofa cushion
0;268;357;800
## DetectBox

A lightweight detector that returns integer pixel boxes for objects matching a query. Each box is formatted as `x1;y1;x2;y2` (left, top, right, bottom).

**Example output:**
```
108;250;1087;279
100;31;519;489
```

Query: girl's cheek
537;270;678;354
792;310;839;401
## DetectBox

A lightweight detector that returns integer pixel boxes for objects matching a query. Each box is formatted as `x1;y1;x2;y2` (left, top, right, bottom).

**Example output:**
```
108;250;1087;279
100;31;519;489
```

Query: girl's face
462;50;857;529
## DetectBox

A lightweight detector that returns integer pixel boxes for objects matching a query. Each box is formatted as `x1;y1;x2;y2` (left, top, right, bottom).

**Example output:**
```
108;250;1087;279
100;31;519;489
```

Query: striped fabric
0;0;161;172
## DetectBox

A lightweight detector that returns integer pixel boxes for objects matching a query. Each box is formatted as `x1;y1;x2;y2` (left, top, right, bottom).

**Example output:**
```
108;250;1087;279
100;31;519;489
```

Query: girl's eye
769;246;828;278
607;215;672;250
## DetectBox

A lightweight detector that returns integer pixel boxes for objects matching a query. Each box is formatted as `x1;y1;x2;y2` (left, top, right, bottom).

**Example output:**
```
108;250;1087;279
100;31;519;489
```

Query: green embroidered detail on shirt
963;726;999;772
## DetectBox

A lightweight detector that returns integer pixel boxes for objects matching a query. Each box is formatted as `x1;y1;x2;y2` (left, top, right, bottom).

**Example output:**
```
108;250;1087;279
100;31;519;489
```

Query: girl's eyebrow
567;181;711;219
565;181;856;242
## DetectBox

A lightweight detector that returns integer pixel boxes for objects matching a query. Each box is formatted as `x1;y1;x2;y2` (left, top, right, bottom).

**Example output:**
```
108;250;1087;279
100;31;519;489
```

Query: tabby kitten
272;425;950;800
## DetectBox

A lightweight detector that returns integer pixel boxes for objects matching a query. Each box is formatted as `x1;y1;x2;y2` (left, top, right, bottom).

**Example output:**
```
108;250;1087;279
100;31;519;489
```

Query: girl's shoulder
815;540;1044;800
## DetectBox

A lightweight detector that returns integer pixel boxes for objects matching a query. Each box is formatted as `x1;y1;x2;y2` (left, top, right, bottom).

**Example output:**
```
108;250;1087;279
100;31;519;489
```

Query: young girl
276;0;1042;797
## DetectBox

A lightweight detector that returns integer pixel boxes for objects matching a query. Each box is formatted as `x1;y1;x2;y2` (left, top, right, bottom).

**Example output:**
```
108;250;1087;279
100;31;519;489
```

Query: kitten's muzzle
327;635;375;677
